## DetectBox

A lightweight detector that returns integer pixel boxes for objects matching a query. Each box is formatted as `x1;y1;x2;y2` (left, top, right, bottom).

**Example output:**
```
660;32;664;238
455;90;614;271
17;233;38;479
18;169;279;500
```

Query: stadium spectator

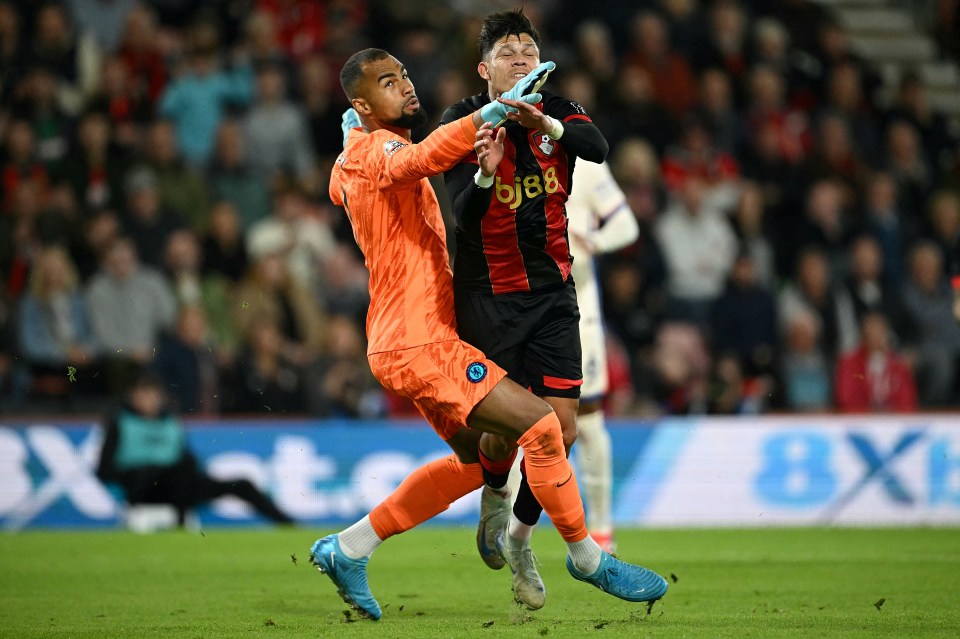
163;228;237;360
153;305;220;414
863;171;917;288
201;200;250;283
88;54;153;151
17;245;96;399
623;11;697;117
743;65;811;167
233;245;327;368
649;322;711;415
901;242;960;406
0;2;24;105
572;20;617;92
74;208;121;280
306;315;382;417
246;179;336;291
256;0;328;62
316;244;369;326
1;119;48;214
708;353;762;415
158;26;253;166
778;246;848;360
835;311;917;413
12;66;73;170
25;2;102;115
730;182;777;290
794;178;858;282
66;0;137;54
801;114;868;198
839;235;915;347
694;0;749;84
810;18;881;105
610;137;667;224
694;67;741;156
605;65;676;156
243;60;317;188
661;113;741;212
885;120;934;217
780;308;832;412
225;317;307;414
120;165;185;268
710;249;778;378
820;61;881;162
244;10;292;75
885;71;958;177
655;175;738;326
927;190;960;278
0;181;43;300
96;370;292;524
748;16;817;108
143;119;209;232
298;53;346;161
208;118;273;230
85;237;176;394
59;109;126;215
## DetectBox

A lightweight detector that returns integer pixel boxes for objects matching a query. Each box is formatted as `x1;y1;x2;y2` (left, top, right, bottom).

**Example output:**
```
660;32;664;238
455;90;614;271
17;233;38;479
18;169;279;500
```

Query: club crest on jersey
383;140;407;156
466;362;488;383
532;131;555;156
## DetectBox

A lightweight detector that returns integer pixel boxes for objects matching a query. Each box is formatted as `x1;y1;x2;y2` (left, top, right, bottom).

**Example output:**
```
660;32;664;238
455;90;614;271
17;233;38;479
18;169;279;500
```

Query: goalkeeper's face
480;33;541;98
356;55;429;131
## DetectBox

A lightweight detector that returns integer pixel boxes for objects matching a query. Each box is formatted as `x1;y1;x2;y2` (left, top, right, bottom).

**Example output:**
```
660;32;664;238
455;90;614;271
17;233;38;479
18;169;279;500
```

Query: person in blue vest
96;371;292;526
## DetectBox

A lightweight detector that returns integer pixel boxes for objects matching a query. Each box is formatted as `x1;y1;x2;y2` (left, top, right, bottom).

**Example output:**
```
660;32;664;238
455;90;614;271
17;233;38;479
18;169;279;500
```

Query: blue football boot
309;534;382;620
566;551;668;603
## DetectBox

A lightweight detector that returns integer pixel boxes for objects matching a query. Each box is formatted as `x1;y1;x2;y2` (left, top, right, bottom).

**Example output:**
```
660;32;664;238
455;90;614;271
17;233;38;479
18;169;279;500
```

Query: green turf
1;527;958;638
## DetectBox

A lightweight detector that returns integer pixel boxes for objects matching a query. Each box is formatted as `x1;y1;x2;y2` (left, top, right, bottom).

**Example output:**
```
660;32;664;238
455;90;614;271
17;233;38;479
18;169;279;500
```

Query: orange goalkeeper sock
369;454;483;539
516;412;588;543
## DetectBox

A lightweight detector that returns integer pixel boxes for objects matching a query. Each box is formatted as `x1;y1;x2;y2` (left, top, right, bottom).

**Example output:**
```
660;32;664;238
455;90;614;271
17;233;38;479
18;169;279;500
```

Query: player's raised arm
336;48;552;188
375;63;553;188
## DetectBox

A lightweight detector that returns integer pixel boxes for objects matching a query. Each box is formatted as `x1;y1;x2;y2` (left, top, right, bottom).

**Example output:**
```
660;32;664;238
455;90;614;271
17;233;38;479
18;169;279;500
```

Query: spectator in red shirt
623;11;697;117
835;311;917;413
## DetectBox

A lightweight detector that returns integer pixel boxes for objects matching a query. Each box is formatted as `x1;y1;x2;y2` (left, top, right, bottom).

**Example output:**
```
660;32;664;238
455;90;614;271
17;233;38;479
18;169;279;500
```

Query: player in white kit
565;159;639;553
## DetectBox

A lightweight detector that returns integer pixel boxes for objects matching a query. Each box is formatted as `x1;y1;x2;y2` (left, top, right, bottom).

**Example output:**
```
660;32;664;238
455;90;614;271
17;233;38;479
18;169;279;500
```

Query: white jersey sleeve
566;160;639;399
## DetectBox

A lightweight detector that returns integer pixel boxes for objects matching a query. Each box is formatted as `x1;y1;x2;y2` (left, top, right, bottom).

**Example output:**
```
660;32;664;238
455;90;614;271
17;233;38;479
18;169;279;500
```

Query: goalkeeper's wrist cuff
545;116;564;140
474;169;494;188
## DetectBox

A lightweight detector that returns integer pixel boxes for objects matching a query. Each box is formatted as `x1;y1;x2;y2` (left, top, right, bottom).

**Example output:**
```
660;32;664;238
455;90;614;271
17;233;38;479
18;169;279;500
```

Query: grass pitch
1;527;958;638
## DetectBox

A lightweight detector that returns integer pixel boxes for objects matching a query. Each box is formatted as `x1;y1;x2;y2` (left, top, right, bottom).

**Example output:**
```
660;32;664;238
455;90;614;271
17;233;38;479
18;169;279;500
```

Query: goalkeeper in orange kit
307;47;667;621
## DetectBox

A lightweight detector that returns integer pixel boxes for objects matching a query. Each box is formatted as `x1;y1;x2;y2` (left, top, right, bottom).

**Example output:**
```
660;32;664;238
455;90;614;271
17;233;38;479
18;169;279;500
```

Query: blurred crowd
1;0;959;417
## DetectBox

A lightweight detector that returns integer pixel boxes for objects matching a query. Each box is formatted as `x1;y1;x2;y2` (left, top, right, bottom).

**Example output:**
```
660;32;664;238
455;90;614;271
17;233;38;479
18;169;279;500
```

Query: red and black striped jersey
441;91;607;295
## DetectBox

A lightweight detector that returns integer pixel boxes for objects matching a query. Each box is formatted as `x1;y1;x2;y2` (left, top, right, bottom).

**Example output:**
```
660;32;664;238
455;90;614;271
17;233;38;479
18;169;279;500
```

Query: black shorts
455;280;582;399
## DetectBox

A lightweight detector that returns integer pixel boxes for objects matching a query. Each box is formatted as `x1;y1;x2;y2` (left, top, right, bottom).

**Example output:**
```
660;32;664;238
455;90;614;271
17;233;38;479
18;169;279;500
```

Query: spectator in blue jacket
18;246;96;396
159;39;252;166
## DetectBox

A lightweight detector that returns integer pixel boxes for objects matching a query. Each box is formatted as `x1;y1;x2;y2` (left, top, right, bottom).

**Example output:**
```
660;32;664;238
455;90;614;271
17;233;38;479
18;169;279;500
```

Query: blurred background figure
85;237;176;395
900;242;960;407
835;311;917;413
96;371;292;527
17;245;96;402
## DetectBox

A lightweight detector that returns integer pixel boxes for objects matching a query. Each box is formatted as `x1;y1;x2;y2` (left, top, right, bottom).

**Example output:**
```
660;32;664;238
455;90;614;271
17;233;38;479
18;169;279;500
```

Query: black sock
479;448;515;490
512;460;543;526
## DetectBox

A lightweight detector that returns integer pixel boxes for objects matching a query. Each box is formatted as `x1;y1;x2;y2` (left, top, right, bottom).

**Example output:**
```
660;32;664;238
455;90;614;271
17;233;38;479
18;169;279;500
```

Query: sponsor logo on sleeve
383;140;408;156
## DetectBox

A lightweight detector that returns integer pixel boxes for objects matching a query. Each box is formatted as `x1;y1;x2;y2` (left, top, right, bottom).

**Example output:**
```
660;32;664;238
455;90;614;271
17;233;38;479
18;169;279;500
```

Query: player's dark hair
340;48;391;99
478;8;541;60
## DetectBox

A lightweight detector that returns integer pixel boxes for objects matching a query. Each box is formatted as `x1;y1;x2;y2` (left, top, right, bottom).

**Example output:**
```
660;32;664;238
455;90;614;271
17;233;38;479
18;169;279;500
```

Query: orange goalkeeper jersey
330;115;479;355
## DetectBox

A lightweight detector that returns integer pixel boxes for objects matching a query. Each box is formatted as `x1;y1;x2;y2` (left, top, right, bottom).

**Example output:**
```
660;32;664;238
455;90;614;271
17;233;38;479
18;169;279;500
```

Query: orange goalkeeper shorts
368;339;507;440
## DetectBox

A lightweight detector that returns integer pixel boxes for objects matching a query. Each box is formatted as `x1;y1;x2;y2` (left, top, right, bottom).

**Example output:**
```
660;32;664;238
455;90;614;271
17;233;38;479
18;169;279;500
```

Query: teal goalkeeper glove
479;60;556;127
341;108;360;147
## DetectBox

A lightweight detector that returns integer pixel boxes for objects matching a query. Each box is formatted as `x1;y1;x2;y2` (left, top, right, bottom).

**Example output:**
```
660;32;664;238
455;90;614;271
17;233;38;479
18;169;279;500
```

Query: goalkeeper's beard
387;105;429;130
